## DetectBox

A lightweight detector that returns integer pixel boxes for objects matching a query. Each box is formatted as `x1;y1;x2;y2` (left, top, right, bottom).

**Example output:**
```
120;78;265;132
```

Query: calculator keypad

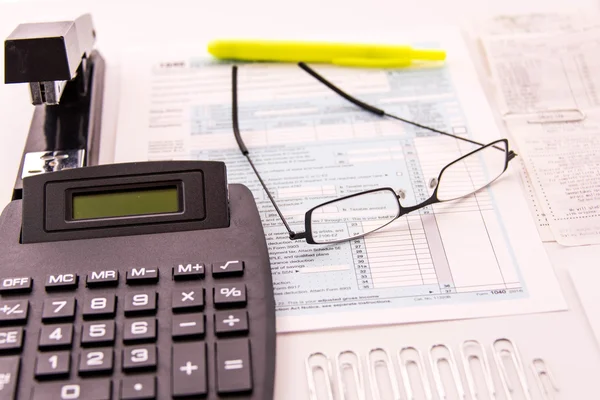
0;261;256;399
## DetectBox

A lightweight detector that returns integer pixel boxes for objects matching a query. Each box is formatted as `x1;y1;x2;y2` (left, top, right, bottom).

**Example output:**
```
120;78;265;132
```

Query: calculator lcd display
72;186;180;220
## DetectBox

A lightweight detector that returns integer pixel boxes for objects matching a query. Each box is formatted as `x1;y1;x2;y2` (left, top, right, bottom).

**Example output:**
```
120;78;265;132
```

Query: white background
1;1;600;399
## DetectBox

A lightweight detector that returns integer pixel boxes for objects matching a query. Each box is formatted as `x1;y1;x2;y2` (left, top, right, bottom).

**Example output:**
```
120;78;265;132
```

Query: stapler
4;13;105;200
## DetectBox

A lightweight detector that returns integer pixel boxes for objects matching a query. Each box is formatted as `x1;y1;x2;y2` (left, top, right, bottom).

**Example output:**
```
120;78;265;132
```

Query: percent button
214;284;247;308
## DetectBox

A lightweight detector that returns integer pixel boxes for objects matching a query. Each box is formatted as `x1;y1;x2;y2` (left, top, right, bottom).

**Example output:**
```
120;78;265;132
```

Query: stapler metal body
4;14;105;200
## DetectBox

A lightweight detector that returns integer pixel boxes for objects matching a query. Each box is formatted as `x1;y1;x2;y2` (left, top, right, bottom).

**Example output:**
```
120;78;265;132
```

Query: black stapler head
4;14;105;200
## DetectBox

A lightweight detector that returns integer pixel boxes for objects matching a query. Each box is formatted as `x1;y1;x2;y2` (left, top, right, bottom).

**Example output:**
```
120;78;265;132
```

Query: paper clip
460;340;496;400
367;348;401;400
492;338;531;400
336;350;366;400
429;344;466;400
398;346;433;400
305;352;335;400
531;358;559;400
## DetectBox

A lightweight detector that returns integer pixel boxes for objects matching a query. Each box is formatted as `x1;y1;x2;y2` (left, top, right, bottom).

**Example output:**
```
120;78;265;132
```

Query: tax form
114;30;565;332
483;25;600;245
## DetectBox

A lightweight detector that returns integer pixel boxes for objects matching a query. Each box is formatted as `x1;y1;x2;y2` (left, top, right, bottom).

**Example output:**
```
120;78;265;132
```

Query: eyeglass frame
230;63;517;245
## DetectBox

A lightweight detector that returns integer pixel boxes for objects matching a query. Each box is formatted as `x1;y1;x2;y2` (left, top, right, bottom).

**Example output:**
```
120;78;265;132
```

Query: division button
35;351;70;379
42;298;76;322
86;270;119;287
212;260;244;277
39;324;73;349
0;277;32;294
213;284;247;308
82;295;116;319
172;313;205;339
45;273;78;291
120;375;156;400
172;342;207;398
0;300;28;325
0;327;23;352
173;263;205;281
124;291;157;316
126;267;159;284
0;356;20;399
122;345;157;372
31;379;112;400
216;338;253;394
214;310;249;336
172;288;204;312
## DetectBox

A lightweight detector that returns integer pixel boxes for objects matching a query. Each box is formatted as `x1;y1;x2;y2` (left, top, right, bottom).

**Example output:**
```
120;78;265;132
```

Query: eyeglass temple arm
297;62;496;150
231;66;306;241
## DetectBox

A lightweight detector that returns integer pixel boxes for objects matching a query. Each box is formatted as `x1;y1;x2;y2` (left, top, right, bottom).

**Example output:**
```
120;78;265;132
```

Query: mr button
0;277;32;294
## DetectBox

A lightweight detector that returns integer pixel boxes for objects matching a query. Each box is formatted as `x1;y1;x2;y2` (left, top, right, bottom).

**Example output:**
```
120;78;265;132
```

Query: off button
0;277;32;294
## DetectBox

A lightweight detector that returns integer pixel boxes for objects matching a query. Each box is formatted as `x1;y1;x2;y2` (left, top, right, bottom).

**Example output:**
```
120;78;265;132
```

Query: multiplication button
172;288;204;312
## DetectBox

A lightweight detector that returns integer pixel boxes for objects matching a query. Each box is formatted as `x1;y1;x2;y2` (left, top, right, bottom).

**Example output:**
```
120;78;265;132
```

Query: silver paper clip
460;340;496;400
336;350;366;400
429;344;466;400
492;338;531;400
531;358;559;400
398;346;433;400
368;348;401;400
306;352;335;400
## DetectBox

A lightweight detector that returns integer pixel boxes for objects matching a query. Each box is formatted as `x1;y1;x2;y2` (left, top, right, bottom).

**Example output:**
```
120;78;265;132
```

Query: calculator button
83;295;116;319
79;348;114;375
0;277;32;294
0;356;20;398
216;338;253;394
39;324;73;349
45;273;78;291
0;327;23;352
172;288;204;312
42;298;76;322
0;300;28;325
214;284;247;308
86;270;119;287
172;342;207;398
126;267;159;284
81;321;115;346
32;379;112;400
124;291;157;316
215;310;249;336
120;375;156;399
35;351;70;379
173;263;205;281
172;313;205;339
122;345;157;372
124;318;157;343
212;260;244;277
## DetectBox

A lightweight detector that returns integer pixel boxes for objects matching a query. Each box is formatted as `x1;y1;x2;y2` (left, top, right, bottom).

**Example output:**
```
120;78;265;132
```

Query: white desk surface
1;1;600;398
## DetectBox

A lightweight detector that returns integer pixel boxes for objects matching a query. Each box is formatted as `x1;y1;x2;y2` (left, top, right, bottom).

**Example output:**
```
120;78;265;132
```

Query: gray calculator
0;161;276;399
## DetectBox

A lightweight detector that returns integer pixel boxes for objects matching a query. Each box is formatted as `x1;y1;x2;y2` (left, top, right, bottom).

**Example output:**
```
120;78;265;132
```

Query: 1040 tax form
114;30;565;332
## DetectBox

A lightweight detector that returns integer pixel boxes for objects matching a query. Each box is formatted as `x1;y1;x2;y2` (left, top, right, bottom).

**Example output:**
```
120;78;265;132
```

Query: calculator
0;161;276;399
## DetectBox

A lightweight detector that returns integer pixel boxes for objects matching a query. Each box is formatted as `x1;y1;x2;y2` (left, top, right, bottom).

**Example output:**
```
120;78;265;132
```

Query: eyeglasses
231;63;517;244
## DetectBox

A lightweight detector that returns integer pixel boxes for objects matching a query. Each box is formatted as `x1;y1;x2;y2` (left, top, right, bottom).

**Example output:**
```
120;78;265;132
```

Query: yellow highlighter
207;39;446;68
